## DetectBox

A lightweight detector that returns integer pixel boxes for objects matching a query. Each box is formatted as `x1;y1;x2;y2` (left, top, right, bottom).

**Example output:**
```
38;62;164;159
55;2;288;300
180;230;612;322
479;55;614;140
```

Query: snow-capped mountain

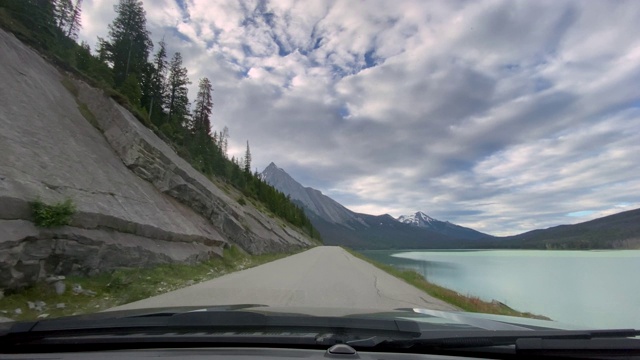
397;211;488;240
397;211;439;227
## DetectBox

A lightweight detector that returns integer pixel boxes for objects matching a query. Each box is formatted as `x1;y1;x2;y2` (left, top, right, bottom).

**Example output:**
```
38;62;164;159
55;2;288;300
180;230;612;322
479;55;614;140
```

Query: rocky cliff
0;29;314;290
261;162;359;226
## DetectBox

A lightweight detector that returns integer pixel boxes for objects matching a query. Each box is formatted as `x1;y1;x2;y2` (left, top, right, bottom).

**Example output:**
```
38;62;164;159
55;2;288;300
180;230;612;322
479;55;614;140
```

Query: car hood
14;304;585;332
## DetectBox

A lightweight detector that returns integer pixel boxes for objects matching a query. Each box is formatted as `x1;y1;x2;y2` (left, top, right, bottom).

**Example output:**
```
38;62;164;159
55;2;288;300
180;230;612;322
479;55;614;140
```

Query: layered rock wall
0;29;313;289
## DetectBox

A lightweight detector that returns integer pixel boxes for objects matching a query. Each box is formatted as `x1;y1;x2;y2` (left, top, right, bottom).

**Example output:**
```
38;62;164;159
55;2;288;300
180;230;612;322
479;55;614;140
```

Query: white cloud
77;0;640;235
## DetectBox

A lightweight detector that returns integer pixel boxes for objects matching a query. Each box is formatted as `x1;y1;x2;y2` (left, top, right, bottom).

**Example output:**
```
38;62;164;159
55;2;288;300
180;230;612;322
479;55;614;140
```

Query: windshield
0;0;639;335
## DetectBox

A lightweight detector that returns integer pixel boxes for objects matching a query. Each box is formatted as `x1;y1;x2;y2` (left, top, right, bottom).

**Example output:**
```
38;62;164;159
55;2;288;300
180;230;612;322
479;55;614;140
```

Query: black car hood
17;304;583;332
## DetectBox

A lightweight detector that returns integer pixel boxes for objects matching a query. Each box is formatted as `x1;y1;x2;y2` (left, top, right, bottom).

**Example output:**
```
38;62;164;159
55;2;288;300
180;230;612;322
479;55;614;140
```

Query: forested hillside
481;208;640;249
0;0;319;240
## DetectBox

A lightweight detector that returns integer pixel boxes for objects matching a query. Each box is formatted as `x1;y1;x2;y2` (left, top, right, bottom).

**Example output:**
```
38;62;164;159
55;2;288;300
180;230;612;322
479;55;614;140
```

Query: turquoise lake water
361;249;640;329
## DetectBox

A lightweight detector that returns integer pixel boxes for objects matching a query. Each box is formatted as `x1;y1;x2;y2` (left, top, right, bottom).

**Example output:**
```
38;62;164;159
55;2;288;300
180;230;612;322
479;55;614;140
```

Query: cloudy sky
79;0;640;236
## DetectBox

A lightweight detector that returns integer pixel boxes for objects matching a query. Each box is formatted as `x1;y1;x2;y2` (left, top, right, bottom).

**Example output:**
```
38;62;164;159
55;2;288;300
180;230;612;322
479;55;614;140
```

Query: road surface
108;246;458;311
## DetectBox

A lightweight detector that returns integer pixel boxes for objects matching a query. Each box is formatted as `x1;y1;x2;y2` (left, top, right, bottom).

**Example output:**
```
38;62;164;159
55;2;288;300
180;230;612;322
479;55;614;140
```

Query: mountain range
261;163;491;249
261;163;640;250
483;207;640;249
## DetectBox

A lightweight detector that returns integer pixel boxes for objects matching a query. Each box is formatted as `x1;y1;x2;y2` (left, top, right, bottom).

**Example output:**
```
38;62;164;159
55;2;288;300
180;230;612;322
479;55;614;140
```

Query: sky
79;0;640;236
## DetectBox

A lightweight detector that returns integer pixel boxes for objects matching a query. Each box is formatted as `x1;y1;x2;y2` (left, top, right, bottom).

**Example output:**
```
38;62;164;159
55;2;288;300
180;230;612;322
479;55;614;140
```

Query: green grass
0;246;300;321
30;198;75;228
344;248;550;320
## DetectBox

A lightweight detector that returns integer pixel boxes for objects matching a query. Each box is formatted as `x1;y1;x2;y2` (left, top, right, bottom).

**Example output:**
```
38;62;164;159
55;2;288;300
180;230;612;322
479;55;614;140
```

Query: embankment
0;28;314;290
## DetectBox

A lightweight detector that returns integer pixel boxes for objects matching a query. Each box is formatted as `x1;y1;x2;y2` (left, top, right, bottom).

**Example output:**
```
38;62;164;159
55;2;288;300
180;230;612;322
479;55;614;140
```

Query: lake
361;249;640;329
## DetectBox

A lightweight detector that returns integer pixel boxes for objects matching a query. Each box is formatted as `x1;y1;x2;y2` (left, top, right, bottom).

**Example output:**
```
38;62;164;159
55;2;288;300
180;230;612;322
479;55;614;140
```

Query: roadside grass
343;248;550;320
0;246;300;322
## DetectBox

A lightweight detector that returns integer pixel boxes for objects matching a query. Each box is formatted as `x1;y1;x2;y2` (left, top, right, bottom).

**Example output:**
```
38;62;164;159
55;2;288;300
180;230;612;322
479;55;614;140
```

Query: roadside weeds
0;246;302;321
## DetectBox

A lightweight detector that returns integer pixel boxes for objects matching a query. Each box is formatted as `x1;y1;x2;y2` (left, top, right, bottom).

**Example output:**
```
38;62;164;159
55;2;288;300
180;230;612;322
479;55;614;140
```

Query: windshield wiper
0;310;422;352
349;329;640;357
1;310;421;334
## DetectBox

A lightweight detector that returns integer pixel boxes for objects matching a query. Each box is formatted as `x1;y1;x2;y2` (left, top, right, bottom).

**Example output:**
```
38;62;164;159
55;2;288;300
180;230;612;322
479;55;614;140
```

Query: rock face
261;163;361;226
0;29;314;289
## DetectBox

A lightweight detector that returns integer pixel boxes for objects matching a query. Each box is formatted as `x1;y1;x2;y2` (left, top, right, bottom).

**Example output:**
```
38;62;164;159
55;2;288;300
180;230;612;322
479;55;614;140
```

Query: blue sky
79;0;640;235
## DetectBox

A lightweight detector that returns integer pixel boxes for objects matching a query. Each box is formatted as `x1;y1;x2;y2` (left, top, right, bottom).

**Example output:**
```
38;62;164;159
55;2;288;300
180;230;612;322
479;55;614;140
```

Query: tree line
0;0;321;240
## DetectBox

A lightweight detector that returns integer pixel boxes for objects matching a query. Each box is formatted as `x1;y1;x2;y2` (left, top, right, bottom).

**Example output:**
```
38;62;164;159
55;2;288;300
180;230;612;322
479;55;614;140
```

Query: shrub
30;198;76;228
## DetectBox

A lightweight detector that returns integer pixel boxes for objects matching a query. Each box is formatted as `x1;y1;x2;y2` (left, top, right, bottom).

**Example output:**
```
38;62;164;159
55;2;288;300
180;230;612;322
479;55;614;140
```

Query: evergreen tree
54;0;82;39
244;141;252;173
146;39;168;121
66;0;82;39
120;73;142;107
219;126;229;158
74;40;114;86
165;52;191;131
99;0;152;87
75;41;92;70
54;0;73;34
192;77;213;136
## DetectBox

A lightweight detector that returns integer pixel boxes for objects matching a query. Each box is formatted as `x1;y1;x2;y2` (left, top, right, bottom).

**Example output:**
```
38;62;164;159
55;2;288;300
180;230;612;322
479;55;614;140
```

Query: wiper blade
0;310;422;351
2;310;420;334
348;329;640;350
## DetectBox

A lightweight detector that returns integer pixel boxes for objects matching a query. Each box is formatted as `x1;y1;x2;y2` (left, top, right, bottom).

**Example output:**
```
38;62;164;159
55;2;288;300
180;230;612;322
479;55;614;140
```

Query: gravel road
108;246;458;311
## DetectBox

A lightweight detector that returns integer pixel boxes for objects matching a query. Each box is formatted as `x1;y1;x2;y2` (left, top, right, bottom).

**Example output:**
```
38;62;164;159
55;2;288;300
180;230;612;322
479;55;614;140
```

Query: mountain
485;208;640;249
397;211;438;226
261;163;640;250
261;163;491;249
261;163;357;226
397;211;488;240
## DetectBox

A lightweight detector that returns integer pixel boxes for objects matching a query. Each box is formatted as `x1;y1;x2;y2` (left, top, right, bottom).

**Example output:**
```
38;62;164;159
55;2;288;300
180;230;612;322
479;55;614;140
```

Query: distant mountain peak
265;161;279;170
397;211;438;225
262;165;491;245
261;163;355;225
262;162;283;175
396;211;488;240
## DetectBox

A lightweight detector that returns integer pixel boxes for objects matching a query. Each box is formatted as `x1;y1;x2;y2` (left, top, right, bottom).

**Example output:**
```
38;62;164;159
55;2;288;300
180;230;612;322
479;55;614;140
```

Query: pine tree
57;0;82;39
68;0;82;39
192;77;213;136
145;39;168;121
120;73;142;107
219;126;229;157
244;141;252;173
54;0;74;35
99;0;153;87
165;52;191;130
